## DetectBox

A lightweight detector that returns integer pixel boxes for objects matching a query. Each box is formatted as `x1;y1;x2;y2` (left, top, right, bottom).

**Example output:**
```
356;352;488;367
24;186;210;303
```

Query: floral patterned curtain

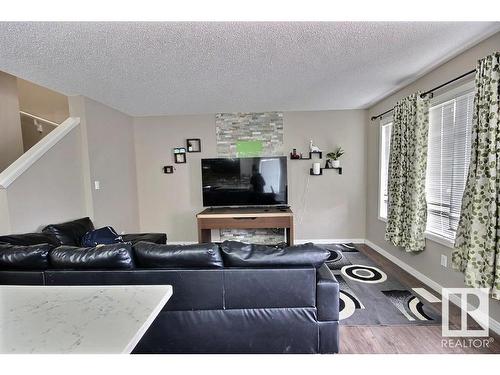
453;52;500;300
385;93;430;252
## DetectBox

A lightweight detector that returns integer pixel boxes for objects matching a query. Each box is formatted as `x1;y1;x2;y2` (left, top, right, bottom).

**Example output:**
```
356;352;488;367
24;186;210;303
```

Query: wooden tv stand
196;207;294;246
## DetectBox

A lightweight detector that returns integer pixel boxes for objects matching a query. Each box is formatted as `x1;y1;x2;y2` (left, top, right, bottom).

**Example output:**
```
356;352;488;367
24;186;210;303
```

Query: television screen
201;157;288;207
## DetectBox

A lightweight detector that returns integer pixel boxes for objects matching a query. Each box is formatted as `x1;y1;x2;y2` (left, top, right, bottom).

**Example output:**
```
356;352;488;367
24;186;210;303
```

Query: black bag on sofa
81;226;123;247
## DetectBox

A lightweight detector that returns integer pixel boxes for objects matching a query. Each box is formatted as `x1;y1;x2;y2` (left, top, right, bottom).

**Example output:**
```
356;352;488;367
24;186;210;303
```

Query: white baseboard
365;239;500;336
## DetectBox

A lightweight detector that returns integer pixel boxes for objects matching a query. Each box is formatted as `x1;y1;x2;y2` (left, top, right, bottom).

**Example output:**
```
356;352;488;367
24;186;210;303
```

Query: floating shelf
310;168;323;176
324;166;343;175
290;151;323;160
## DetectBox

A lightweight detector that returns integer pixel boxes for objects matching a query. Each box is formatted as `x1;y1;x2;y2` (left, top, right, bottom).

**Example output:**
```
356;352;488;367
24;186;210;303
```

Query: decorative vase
313;162;321;175
332;160;340;168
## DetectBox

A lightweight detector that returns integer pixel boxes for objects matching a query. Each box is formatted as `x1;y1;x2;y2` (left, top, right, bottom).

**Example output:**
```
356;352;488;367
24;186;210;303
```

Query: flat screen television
201;156;288;207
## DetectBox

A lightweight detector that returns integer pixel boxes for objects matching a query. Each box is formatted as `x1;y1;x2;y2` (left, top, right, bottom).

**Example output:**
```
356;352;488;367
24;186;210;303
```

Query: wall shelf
290;151;322;160
324;166;343;175
309;168;323;176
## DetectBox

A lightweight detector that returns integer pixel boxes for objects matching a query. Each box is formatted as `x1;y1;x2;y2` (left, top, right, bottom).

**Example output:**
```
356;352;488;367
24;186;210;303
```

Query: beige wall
0;71;23;172
284;111;366;240
70;96;140;233
20;118;57;152
1;125;87;234
365;32;500;321
17;78;69;123
134;110;366;242
134;115;216;241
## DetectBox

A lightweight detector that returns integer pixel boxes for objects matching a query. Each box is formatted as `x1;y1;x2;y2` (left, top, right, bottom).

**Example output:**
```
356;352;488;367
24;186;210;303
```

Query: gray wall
365;32;500;321
133;110;366;242
69;96;140;233
0;71;23;172
20;117;57;152
17;78;69;123
1;125;87;234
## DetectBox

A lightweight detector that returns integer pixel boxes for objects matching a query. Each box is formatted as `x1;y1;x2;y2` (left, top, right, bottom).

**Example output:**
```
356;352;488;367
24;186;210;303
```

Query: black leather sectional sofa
0;218;340;354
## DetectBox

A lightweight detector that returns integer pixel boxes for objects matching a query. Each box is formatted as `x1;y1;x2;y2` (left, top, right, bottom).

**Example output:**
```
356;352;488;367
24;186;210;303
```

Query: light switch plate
94;181;100;190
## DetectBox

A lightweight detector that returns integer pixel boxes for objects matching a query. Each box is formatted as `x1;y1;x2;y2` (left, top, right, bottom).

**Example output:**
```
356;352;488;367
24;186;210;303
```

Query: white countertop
0;285;172;354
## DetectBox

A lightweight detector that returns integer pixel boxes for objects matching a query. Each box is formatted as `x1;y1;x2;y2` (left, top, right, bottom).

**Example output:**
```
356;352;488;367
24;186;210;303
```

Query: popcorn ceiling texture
0;22;498;116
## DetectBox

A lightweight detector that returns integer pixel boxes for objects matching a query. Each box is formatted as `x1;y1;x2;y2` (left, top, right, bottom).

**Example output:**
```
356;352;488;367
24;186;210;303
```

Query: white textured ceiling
0;22;499;116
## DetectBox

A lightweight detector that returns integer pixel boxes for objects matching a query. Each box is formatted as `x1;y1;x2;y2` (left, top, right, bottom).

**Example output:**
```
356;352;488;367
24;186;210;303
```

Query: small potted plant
327;147;344;168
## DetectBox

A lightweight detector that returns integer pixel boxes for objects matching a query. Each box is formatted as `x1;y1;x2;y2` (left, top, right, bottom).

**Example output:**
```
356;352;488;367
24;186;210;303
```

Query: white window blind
379;121;392;220
425;89;474;241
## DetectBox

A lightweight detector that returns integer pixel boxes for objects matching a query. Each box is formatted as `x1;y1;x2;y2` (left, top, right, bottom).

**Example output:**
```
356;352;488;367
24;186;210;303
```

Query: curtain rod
370;68;476;121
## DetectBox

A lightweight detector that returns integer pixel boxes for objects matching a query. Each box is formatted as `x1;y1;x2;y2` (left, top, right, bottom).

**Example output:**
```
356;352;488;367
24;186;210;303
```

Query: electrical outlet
441;254;448;268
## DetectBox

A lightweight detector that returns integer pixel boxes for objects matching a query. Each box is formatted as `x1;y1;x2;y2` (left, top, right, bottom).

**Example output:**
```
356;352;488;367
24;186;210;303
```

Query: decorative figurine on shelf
326;147;345;168
309;140;322;153
290;148;301;159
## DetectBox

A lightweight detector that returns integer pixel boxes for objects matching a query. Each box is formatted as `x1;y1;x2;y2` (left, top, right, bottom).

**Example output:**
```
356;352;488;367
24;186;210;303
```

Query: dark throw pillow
0;232;60;248
134;241;223;268
0;243;51;270
50;243;135;270
81;226;123;247
220;241;330;268
42;217;95;246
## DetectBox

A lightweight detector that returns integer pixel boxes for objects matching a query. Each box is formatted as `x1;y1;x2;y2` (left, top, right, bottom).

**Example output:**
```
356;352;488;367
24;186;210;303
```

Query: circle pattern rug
318;243;441;326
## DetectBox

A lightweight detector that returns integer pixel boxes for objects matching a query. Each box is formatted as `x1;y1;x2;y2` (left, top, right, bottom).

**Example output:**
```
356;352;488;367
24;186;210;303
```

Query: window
378;82;474;245
425;88;474;242
379;119;392;220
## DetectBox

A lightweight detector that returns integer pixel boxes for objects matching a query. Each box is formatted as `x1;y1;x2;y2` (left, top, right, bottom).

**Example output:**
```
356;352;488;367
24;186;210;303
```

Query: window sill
425;232;455;249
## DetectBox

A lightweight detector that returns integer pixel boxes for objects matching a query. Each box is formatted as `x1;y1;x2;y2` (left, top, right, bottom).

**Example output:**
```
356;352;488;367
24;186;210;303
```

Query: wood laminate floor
339;244;500;354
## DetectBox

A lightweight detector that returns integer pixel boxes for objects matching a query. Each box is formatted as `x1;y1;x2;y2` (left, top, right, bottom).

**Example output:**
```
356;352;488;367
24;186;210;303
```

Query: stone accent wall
219;228;286;245
216;112;284;157
215;112;285;244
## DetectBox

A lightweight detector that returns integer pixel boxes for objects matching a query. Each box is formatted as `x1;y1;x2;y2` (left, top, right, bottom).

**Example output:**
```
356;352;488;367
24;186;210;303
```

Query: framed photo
163;165;174;174
174;153;186;164
187;138;201;153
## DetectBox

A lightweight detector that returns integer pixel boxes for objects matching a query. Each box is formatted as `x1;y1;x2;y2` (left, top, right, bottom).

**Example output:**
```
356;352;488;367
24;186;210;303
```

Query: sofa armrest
316;264;339;321
121;233;167;245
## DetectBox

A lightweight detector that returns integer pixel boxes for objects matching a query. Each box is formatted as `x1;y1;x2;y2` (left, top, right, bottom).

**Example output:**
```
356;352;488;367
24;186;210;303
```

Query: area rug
317;243;442;326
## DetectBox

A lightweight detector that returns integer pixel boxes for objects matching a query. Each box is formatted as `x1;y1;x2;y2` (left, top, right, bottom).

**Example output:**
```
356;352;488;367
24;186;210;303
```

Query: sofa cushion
50;243;135;270
134;242;223;268
0;243;51;270
0;232;60;248
42;217;95;246
81;226;123;247
220;241;330;268
121;233;167;245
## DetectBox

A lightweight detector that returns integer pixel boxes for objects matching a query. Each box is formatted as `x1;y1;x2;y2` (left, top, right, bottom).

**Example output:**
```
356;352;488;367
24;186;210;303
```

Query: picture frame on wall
163;165;174;174
187;138;201;152
174;147;187;163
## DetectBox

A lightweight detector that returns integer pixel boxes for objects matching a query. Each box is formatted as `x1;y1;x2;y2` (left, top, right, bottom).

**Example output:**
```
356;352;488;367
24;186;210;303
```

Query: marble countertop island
0;285;172;354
